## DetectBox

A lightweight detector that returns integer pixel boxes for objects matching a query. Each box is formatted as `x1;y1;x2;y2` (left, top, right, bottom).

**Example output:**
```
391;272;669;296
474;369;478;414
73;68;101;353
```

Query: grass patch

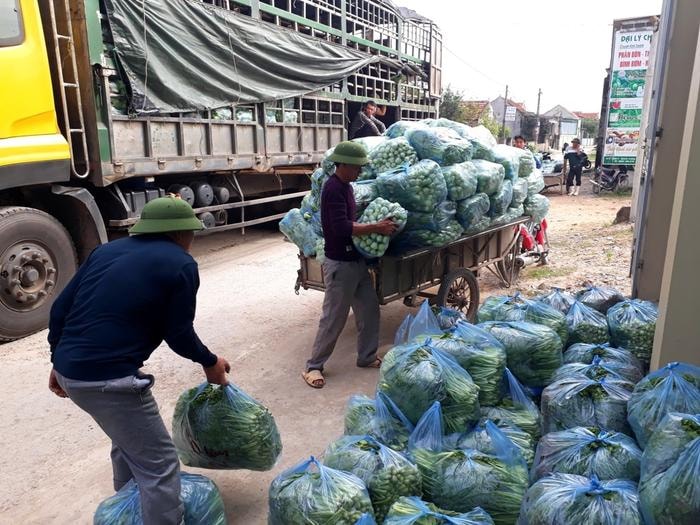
525;266;575;280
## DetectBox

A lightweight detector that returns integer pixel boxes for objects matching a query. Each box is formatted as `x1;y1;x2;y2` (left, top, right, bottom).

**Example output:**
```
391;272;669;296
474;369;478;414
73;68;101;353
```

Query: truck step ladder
46;0;90;179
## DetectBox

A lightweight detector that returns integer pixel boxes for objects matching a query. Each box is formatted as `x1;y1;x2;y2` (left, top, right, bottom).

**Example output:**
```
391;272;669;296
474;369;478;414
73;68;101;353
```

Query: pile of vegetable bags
280;118;551;259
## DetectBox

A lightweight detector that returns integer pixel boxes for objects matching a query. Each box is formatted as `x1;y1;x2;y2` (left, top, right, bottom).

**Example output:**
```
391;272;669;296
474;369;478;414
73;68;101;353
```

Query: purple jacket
321;175;361;261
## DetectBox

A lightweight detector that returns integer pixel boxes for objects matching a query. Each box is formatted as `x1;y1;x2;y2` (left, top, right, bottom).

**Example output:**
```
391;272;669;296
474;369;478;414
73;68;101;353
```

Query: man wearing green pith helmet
303;141;397;388
47;196;230;524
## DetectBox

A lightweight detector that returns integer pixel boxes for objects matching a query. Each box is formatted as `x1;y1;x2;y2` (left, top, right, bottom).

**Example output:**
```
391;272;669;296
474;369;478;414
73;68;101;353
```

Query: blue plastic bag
394;301;443;346
491;145;521;181
432;306;468;331
563;343;643;374
576;285;625;314
268;457;374;524
639;412;700;525
442;162;479;201
379;343;481;433
405;201;458;233
518;474;643;525
607;299;658;365
566;301;610;345
344;392;415;452
627;362;700;448
541;376;634;434
94;472;226;525
531;426;642;482
536;287;576;315
384;496;495;524
488;180;513;218
405;126;474;166
456;193;490;230
472;160;506;195
551;354;644;384
279;208;322;257
354;513;377;525
375;160;447;213
481;368;542;441
408;403;528;524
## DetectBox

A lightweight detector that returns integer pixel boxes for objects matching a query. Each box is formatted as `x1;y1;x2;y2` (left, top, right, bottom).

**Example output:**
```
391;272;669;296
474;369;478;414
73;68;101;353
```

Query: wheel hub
0;243;56;311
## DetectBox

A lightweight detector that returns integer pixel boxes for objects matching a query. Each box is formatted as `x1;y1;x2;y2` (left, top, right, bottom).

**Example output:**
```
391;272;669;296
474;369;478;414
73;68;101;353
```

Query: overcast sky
397;0;663;114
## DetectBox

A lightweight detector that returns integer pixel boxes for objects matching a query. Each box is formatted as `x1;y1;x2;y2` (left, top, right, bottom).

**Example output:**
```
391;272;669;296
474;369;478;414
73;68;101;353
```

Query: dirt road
0;183;632;524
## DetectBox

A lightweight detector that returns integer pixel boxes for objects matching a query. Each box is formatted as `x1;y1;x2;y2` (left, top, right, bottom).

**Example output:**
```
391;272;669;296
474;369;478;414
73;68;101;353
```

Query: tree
440;85;467;122
581;118;599;139
481;114;508;140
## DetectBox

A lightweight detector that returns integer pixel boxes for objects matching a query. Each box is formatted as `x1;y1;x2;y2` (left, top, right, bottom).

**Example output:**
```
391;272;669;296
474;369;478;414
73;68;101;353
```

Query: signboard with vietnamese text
603;28;653;165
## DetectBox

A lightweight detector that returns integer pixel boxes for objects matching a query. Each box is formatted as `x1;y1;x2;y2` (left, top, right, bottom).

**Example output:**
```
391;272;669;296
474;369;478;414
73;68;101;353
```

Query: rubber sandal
358;358;382;369
302;370;325;389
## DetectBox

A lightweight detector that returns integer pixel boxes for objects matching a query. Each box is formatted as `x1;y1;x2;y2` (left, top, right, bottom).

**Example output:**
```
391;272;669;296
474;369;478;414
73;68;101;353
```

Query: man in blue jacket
48;196;230;525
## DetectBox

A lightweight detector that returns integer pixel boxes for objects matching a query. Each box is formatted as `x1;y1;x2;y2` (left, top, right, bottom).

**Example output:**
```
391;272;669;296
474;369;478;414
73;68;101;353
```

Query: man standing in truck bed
47;197;230;524
349;100;387;139
302;142;396;388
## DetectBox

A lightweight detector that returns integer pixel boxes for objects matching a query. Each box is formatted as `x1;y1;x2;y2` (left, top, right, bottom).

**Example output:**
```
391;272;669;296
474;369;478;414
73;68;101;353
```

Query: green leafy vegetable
352;197;408;258
384;496;495;524
566;301;610;345
607;299;658;364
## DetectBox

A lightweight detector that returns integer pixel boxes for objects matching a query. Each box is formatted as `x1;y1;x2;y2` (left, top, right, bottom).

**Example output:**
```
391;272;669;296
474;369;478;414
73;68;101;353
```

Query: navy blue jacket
321;175;361;261
49;235;217;381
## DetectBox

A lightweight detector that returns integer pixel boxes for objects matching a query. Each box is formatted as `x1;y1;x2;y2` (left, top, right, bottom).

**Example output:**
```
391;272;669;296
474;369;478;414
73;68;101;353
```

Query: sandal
358;358;382;369
302;369;325;389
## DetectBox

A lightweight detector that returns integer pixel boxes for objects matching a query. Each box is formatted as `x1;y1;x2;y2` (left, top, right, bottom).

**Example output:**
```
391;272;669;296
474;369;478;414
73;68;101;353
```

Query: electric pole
535;88;542;145
501;85;509;144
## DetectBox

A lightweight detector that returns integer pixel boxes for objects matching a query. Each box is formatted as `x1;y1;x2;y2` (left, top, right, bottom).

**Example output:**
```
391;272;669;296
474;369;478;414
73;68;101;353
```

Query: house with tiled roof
574;111;599;120
461;100;494;125
491;96;530;139
542;105;582;150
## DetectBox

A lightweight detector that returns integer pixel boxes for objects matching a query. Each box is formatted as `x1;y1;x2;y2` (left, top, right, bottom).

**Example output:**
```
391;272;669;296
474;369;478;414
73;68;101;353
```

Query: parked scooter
590;165;629;193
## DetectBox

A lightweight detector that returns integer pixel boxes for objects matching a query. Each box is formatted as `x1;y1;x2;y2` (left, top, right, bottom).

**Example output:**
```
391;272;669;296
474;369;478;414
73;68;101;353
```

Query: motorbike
590;165;629;193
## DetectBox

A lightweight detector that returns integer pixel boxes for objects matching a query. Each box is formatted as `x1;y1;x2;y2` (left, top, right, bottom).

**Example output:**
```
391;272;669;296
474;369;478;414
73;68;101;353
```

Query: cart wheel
436;268;479;322
497;235;524;286
403;295;417;307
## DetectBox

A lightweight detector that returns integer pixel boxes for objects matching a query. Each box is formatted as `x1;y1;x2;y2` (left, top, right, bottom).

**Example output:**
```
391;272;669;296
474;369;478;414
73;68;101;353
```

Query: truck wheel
436;268;479;322
0;207;77;341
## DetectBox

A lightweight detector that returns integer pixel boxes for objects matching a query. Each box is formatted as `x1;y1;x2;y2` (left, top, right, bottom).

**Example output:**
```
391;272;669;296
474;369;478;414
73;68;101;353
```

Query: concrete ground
0;183;632;524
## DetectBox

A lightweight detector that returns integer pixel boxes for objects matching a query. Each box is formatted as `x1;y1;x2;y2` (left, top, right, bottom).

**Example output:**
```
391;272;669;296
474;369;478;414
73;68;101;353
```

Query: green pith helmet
328;141;369;166
129;196;203;235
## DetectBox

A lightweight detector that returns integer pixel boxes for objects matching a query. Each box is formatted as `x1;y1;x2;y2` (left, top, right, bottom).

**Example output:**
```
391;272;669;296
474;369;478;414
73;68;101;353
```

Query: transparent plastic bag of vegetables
523;194;550;222
354;513;377;525
408;403;528;524
563;342;643;370
311;167;331;197
405;202;457;233
516;149;536;178
531;427;642;482
488;180;513;218
456;193;490;230
392;220;464;252
551;354;643;384
378;343;481;433
639;412;700;525
477;294;568;346
444;416;536;467
352;198;408;258
460;125;498;162
344;392;415;452
518;474;643;525
385;120;425;139
268;457;374;525
566;301;610;345
525;169;545;196
511;179;529;208
464;217;492;236
406;126;474;165
414;320;507;406
351;180;379;214
540;376;634;434
94;472;226;525
576;285;625;314
478;321;563;389
322;147;337;174
607;299;658;364
481;368;542;441
279;208;321;257
384;496;495;525
432;306;468;331
172;383;282;471
536;287;576;314
376;160;448;213
353;135;388;153
627;362;700;448
490;206;524;227
395;300;443;345
369;137;419;174
471;160;505;196
442;162;478;201
324;435;423;521
491;145;521;181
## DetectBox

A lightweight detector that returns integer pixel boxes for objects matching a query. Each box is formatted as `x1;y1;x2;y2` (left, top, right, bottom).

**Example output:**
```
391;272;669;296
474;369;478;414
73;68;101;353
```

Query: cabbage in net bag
408;403;528;525
627;362;700;448
351;180;379;214
384;496;495;525
481;368;542;442
531;426;642;482
376;160;447;213
385;120;425;139
464;217;492;236
369;137;419;175
352;198;408;258
441;162;479;201
490;206;524;227
518;474;643;525
378;343;481;433
268;457;374;525
460;125;498;162
406;126;474;166
516;149;536;178
478;321;563;389
551;354;643;384
607;299;658;364
344;392;415;452
414;321;507;406
536;287;576;314
405;201;457;233
639;412;700;525
472;160;506;195
576;285;625;314
279;208;322;257
566;301;610;345
172;383;282;471
324;435;422;521
511;178;528;208
94;472;226;525
525;169;545;196
491;145;521;181
540;376;634;434
488;180;513;218
392;220;464;252
524;194;550;222
456;193;490;230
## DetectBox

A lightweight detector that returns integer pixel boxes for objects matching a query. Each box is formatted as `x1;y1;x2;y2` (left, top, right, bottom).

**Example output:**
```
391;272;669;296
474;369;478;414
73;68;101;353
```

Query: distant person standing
349;100;386;139
564;138;588;196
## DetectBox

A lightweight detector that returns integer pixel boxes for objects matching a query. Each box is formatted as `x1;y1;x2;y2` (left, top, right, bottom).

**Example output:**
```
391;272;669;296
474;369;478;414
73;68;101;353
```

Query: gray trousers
56;372;184;525
307;258;380;371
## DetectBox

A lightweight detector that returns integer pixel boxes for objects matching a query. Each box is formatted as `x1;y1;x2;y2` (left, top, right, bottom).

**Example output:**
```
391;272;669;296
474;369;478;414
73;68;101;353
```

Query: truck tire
0;207;77;341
